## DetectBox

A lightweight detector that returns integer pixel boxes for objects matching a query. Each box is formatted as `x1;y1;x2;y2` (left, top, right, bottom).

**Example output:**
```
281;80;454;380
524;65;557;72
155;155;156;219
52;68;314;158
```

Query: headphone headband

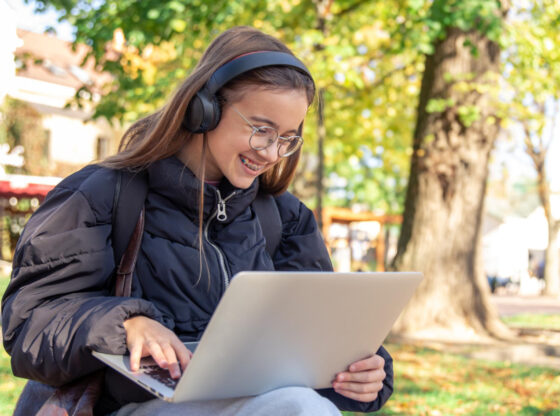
184;51;313;133
205;51;313;94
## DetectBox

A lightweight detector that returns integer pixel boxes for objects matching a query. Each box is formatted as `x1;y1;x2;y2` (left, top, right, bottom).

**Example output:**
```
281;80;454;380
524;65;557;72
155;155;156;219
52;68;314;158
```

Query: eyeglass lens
250;127;302;157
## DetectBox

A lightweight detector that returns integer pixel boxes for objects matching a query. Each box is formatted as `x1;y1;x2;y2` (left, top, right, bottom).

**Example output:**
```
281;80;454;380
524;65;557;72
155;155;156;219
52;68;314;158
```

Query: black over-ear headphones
183;51;313;133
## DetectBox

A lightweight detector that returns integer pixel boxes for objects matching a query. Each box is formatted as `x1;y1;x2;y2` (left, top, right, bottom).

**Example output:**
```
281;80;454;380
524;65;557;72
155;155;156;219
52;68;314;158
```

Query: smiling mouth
240;155;264;172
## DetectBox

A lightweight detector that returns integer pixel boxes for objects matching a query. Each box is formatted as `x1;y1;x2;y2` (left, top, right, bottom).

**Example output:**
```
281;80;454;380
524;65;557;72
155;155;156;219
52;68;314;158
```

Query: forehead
233;88;309;124
224;84;310;105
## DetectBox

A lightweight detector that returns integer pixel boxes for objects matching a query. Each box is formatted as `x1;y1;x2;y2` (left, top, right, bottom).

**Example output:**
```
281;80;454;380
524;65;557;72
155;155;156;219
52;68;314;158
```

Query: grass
0;349;26;416
502;314;560;330
344;343;560;416
1;273;559;415
0;275;8;301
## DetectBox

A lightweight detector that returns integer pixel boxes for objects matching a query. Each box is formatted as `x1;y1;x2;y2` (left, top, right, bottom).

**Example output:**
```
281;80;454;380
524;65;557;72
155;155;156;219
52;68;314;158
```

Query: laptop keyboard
139;362;179;389
134;343;197;390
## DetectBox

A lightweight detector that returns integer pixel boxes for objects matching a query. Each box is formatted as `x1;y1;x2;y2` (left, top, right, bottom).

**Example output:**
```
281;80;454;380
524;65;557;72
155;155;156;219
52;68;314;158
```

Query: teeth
240;156;262;172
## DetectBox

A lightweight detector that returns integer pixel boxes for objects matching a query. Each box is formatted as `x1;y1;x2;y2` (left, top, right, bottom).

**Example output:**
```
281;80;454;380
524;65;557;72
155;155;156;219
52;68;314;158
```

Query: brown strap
114;208;145;297
36;372;103;416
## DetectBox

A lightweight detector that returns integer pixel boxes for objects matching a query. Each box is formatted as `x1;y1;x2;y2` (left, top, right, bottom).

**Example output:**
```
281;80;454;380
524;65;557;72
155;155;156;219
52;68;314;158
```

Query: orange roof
15;28;112;91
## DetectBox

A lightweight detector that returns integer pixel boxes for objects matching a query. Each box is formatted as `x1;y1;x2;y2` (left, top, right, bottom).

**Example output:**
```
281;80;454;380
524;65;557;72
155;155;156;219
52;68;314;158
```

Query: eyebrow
249;116;299;136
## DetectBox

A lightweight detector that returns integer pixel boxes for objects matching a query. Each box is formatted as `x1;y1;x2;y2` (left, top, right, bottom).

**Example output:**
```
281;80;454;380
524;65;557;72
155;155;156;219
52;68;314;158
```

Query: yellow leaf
170;19;187;33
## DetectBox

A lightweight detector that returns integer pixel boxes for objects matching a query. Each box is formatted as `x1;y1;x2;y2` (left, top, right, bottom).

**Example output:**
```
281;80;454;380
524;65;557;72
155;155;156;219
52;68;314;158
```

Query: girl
2;26;393;415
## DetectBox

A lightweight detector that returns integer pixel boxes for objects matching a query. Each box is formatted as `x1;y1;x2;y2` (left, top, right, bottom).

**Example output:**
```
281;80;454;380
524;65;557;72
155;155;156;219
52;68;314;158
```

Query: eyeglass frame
230;106;304;158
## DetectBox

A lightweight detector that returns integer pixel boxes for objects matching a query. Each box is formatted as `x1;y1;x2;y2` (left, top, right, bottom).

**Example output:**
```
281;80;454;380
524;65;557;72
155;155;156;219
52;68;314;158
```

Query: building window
42;129;51;162
96;137;109;160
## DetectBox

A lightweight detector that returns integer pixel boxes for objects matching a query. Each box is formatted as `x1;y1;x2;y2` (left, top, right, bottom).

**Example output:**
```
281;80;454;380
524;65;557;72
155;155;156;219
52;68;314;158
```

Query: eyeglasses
231;106;303;158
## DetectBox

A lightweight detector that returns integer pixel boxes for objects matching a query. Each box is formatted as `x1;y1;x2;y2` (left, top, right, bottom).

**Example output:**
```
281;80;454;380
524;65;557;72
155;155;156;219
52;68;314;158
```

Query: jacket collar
147;156;259;223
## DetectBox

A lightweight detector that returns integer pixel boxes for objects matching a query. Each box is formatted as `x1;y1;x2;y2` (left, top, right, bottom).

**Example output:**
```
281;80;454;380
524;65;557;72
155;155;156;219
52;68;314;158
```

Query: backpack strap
111;169;149;296
111;170;149;264
252;193;282;258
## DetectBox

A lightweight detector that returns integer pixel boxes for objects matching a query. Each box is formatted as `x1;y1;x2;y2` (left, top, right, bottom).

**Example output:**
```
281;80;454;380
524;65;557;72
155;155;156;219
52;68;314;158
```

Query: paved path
491;294;560;316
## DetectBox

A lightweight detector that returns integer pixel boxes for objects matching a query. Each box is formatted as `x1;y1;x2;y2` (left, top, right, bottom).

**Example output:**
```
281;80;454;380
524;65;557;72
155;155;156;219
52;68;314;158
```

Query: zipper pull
216;190;227;222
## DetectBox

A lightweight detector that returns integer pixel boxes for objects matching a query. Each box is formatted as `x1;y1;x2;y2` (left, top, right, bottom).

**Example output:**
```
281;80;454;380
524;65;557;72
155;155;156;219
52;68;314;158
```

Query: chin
229;177;257;189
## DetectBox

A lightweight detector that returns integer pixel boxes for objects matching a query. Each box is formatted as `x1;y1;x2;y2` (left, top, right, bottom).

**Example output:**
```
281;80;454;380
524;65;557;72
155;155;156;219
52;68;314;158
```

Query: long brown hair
101;26;315;195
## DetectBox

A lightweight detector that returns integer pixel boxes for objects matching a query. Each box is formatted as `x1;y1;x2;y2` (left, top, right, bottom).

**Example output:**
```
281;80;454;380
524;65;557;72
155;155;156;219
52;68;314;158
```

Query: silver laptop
93;271;422;402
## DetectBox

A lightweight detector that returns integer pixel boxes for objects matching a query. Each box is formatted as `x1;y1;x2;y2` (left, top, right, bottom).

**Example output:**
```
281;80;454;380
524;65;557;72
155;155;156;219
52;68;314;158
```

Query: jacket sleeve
317;345;394;412
273;192;394;412
1;184;163;386
273;192;332;271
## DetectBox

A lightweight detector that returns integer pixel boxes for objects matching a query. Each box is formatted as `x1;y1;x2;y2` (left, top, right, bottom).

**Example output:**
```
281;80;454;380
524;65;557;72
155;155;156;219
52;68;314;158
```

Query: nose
257;143;279;164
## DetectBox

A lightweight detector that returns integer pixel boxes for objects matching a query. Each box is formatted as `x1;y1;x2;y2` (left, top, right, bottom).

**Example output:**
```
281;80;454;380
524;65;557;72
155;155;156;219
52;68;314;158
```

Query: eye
254;127;272;137
278;137;302;154
254;127;278;145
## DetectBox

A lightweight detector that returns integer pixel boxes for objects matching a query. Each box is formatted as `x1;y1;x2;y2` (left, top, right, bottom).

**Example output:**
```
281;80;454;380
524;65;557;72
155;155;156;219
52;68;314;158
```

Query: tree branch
335;0;370;17
327;58;420;95
370;59;421;89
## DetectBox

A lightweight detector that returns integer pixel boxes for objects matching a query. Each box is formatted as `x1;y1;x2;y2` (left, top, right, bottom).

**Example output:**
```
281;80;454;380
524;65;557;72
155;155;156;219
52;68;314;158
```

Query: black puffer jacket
2;156;393;414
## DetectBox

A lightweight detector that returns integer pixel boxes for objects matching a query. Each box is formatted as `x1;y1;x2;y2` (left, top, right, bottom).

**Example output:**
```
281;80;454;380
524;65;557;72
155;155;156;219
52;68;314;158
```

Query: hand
123;316;191;379
332;354;386;402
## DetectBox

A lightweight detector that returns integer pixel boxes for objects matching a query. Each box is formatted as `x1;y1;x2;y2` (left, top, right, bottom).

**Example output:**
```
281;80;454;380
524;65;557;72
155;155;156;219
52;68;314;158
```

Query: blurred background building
2;24;119;177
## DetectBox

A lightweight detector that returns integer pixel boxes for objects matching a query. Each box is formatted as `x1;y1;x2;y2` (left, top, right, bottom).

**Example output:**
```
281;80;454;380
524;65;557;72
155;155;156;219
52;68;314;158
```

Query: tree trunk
536;166;560;296
544;221;560;296
391;27;511;338
313;0;331;231
523;117;560;296
316;88;326;231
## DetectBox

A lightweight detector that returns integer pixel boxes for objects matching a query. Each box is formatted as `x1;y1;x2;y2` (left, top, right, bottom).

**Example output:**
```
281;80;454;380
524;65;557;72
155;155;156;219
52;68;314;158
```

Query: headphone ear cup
183;93;204;133
206;97;221;132
183;90;222;133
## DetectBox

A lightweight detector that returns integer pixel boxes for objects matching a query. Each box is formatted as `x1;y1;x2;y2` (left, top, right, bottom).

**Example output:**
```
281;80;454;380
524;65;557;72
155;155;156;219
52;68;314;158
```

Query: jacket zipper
204;190;237;289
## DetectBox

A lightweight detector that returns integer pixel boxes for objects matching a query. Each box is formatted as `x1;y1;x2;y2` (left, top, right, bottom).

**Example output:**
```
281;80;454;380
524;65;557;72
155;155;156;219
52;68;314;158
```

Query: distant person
2;27;393;415
537;259;545;279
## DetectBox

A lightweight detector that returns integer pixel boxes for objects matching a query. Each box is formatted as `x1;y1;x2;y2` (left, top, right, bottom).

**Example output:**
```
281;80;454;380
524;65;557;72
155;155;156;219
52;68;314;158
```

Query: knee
262;386;340;415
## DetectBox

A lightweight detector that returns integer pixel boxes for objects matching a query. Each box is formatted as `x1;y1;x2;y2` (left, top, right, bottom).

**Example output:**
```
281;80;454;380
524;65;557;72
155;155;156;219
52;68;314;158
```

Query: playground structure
321;206;402;272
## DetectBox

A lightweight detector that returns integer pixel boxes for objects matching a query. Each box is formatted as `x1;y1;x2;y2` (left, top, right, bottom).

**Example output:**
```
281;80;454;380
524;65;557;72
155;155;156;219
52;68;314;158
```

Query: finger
336;368;386;383
333;387;379;403
161;342;182;378
128;342;143;372
349;354;385;372
171;340;192;372
333;380;384;394
146;341;168;369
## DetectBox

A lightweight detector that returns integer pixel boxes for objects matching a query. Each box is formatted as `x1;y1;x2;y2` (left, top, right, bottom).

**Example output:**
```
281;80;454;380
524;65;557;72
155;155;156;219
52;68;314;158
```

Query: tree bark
391;27;511;338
